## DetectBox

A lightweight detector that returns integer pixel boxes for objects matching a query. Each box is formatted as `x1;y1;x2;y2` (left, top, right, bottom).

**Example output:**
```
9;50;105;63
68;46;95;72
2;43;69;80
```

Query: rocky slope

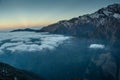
40;3;120;41
40;3;120;80
0;62;43;80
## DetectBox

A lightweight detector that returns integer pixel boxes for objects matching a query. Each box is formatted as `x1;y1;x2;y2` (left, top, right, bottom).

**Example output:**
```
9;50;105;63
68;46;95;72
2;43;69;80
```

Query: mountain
40;3;120;41
0;62;44;80
39;4;120;80
11;28;40;32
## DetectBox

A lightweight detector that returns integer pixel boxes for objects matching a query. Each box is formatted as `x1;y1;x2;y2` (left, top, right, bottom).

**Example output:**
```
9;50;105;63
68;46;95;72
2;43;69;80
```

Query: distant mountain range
11;28;40;32
40;3;120;41
0;62;43;80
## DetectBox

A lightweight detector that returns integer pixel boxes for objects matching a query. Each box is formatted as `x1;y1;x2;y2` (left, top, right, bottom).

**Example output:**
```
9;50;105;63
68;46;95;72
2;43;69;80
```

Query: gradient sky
0;0;120;29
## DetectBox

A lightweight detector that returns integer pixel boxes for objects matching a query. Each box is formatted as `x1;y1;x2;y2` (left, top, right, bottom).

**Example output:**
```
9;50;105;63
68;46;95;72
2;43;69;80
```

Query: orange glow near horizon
0;20;57;30
0;12;72;30
0;15;73;30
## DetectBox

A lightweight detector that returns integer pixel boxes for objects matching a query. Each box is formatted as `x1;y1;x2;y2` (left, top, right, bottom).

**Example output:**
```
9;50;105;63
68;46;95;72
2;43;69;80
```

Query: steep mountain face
40;4;120;41
0;62;43;80
40;3;120;80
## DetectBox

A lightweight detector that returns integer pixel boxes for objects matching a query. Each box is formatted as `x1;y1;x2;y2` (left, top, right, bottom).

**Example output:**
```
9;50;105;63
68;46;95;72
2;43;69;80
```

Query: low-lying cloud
0;31;70;53
89;44;105;49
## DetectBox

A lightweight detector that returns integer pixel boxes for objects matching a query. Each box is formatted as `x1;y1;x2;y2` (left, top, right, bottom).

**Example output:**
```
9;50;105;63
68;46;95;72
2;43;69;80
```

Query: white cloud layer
0;31;70;53
89;44;105;49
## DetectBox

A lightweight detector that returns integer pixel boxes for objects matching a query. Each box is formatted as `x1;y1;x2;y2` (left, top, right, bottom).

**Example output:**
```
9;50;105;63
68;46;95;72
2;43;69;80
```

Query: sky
0;0;120;29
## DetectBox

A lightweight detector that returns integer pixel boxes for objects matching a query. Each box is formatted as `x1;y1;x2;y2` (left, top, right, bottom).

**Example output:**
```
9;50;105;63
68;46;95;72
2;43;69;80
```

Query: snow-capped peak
90;3;120;19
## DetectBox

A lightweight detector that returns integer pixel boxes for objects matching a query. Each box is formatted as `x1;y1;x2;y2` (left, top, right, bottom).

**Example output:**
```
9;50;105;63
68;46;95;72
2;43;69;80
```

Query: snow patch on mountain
113;13;120;19
90;13;100;18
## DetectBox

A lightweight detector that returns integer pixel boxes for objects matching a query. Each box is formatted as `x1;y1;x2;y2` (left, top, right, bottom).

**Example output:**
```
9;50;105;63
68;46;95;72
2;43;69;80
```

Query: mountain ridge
11;28;40;32
40;3;120;42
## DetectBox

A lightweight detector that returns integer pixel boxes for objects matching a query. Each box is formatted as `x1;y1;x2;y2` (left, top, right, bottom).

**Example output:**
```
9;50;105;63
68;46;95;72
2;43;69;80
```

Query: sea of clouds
0;31;70;54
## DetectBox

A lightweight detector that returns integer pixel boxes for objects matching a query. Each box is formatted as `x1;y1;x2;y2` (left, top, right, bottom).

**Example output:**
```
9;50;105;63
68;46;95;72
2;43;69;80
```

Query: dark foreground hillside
0;62;43;80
